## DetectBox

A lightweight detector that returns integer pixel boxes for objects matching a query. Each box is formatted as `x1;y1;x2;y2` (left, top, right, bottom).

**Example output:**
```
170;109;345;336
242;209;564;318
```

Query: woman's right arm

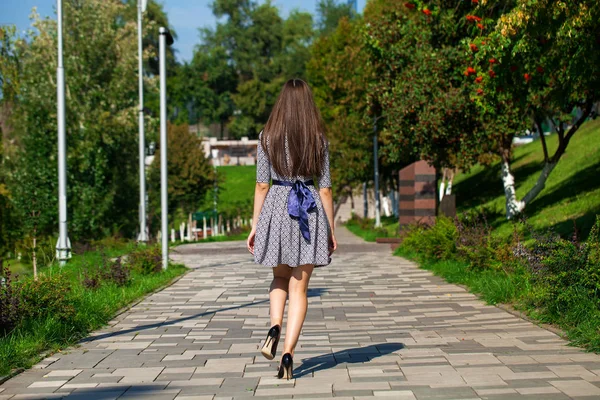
318;142;337;254
319;187;335;235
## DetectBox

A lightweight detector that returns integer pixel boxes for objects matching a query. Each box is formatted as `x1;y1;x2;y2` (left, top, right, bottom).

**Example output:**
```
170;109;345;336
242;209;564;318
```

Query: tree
363;1;486;174
307;16;373;201
471;0;600;218
0;26;23;255
148;124;214;230
197;0;315;138
122;0;177;76
316;0;353;37
10;0;159;241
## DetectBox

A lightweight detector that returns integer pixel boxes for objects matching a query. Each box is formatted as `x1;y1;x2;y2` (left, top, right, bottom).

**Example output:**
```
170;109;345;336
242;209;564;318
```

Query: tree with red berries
471;0;600;218
363;1;486;171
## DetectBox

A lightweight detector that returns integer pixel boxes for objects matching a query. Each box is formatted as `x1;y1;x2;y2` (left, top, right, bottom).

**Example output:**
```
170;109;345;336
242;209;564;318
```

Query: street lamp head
159;27;174;46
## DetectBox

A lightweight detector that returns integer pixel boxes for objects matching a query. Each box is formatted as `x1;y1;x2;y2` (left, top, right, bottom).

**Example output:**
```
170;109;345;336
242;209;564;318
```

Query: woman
247;78;337;380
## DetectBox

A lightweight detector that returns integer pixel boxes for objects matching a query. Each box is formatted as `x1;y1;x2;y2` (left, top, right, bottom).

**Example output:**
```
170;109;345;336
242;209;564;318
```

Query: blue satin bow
273;180;316;241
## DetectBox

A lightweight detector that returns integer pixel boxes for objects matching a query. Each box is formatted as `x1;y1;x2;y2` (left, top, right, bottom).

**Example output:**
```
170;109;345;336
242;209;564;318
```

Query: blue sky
0;0;367;63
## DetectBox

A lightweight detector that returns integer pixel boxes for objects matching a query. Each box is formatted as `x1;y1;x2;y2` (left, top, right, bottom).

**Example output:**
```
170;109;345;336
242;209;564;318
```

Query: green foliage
0;26;25;256
525;216;600;310
102;256;131;287
316;0;353;37
148;124;214;224
0;263;21;334
198;0;315;138
7;0;162;242
307;16;374;199
472;0;600;129
344;215;395;242
127;245;162;275
363;1;486;170
400;217;458;262
0;244;187;375
455;212;508;271
466;0;600;217
18;274;75;322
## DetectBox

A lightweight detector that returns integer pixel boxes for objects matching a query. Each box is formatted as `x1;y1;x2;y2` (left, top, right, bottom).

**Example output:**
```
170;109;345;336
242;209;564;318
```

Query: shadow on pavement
81;287;329;343
293;343;405;378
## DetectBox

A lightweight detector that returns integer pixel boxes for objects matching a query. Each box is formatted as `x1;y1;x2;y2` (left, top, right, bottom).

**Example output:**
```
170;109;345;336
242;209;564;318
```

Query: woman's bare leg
282;264;314;356
270;264;292;328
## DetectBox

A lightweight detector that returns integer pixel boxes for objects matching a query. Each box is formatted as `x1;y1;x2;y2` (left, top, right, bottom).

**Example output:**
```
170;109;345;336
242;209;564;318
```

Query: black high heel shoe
277;353;293;380
261;325;280;360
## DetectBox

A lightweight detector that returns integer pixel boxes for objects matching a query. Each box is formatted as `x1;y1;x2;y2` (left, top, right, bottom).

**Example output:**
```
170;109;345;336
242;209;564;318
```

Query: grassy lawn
0;245;187;376
454;118;600;240
199;165;256;220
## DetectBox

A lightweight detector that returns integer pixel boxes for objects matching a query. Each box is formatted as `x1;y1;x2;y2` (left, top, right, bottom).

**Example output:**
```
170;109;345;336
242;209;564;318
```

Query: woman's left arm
248;134;271;254
248;184;269;254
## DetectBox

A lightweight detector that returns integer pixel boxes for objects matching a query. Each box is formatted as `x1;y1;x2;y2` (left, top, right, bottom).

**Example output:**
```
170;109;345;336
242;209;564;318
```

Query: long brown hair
262;79;326;178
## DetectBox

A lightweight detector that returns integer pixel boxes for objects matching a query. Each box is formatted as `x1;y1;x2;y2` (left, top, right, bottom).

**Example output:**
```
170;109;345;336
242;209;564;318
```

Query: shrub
128;245;162;275
18;273;75;322
539;218;600;304
72;241;97;256
102;256;131;286
455;212;504;271
400;217;458;261
0;261;22;335
82;269;102;290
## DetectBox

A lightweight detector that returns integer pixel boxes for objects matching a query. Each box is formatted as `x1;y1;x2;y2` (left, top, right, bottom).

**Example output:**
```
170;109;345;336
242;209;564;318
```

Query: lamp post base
55;237;72;266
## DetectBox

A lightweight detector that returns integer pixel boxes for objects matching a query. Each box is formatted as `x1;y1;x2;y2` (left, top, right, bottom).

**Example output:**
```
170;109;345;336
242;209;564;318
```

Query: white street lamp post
159;27;173;270
55;0;71;265
137;0;148;242
211;149;219;236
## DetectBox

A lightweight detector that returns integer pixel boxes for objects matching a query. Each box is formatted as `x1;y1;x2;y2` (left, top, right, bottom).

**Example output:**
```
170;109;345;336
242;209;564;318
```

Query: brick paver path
2;227;600;399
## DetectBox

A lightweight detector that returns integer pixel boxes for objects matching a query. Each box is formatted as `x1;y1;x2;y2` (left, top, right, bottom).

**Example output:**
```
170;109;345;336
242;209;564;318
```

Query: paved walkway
2;227;600;400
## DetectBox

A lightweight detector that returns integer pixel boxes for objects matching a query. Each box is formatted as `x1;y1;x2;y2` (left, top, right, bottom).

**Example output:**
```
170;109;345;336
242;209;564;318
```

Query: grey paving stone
2;228;600;399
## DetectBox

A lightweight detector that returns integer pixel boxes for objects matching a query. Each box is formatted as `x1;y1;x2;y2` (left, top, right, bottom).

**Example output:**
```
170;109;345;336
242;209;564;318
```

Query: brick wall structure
399;160;437;228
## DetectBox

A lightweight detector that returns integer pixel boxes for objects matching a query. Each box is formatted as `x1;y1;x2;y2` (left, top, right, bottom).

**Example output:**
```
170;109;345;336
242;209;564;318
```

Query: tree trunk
501;155;524;219
32;235;38;281
439;168;447;201
445;169;455;196
522;161;557;205
500;103;592;219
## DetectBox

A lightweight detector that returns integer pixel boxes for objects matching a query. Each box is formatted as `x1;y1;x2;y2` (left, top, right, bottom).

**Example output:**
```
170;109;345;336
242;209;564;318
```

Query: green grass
454;119;600;240
344;216;399;242
0;245;187;376
199;165;256;219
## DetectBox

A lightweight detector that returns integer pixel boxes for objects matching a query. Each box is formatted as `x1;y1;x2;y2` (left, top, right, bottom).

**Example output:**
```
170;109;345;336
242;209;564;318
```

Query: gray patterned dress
253;134;332;268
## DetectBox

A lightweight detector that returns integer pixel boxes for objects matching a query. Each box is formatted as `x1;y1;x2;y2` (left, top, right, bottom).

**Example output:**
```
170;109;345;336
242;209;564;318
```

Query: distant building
202;137;258;166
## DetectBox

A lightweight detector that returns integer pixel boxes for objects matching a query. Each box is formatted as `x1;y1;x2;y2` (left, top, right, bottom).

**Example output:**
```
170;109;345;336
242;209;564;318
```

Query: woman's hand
247;228;256;255
328;233;337;256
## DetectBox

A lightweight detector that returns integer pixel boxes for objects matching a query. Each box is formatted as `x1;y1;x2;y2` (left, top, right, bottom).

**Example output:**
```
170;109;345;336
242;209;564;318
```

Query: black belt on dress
272;180;316;241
